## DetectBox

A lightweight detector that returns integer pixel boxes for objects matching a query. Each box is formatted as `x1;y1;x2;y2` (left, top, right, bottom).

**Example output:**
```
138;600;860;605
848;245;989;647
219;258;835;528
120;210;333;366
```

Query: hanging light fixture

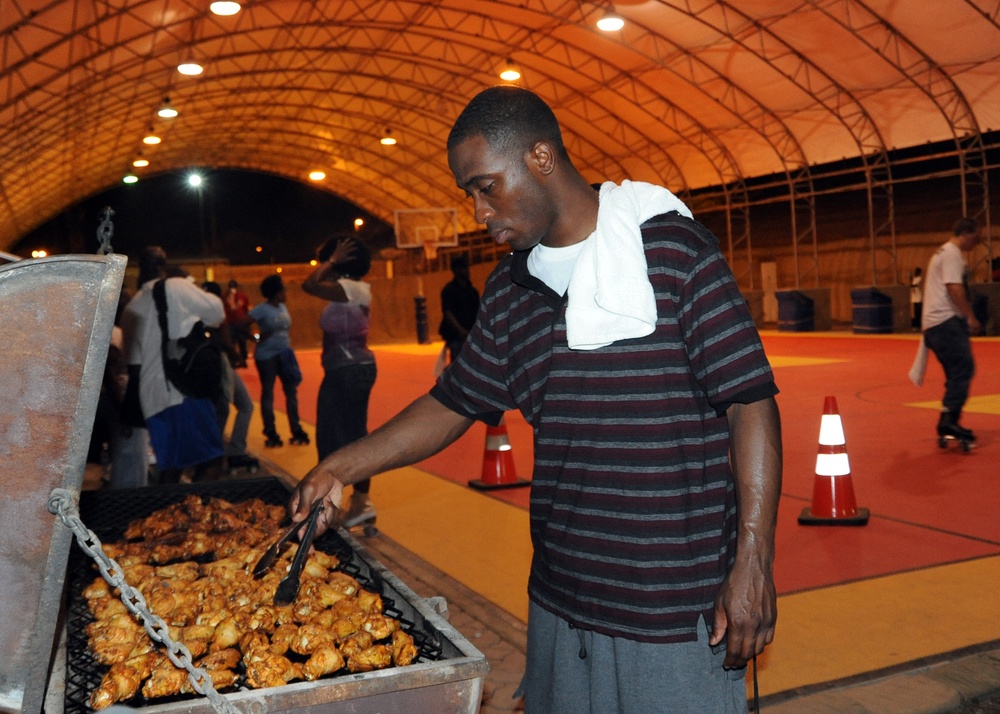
210;1;241;16
157;97;178;119
308;170;326;181
122;174;139;184
142;131;161;145
596;13;624;31
499;58;521;82
177;62;204;76
380;129;397;146
132;154;149;168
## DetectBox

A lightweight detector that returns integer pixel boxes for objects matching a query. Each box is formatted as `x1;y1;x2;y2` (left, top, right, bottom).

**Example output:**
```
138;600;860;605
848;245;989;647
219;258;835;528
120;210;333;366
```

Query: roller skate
289;429;311;446
263;430;283;448
227;453;260;475
937;412;976;452
338;493;377;536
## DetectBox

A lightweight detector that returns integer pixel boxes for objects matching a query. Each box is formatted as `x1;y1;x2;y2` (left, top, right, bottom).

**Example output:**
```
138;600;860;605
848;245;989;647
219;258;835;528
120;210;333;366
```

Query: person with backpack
120;247;226;484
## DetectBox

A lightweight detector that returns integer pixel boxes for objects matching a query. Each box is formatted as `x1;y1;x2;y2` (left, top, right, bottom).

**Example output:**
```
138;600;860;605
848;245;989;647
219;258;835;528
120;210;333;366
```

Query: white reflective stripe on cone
815;452;851;477
818;414;846;446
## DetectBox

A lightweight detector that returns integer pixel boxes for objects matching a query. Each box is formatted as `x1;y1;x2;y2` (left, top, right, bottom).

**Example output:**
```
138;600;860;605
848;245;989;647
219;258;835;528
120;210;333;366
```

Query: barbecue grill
0;255;488;714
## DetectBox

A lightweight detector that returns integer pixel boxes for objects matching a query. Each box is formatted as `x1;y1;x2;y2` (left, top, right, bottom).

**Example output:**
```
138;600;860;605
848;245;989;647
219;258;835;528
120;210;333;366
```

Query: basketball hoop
416;226;439;260
421;235;439;260
394;208;459;259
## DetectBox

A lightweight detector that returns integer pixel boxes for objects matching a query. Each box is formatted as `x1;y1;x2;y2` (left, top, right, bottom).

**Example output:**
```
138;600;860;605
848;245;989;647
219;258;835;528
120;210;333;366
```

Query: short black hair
137;246;167;286
260;274;284;299
317;234;372;278
448;86;568;160
202;280;222;297
953;217;978;236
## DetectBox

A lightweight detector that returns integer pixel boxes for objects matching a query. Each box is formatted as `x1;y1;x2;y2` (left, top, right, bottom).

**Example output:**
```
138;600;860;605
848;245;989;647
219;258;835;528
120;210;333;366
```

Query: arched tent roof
2;0;998;274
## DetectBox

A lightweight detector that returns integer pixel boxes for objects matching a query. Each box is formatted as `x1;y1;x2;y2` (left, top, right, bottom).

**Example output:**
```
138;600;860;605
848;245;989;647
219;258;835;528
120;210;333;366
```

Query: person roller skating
920;218;982;455
289;429;310;446
241;276;307;455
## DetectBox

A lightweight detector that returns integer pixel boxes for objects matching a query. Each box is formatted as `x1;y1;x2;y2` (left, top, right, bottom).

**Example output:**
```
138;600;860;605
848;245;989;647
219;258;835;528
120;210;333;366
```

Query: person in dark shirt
439;254;480;363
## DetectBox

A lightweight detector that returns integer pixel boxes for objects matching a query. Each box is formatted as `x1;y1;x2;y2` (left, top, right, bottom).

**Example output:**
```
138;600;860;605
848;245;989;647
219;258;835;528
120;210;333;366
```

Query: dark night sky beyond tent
14;169;396;265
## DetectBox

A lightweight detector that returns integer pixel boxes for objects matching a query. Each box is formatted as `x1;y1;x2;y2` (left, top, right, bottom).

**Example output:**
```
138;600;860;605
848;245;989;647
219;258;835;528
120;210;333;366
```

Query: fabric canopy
1;0;997;254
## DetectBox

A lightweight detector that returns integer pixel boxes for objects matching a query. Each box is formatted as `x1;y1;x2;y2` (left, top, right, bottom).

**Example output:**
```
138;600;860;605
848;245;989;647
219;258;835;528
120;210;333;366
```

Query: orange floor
239;330;1000;698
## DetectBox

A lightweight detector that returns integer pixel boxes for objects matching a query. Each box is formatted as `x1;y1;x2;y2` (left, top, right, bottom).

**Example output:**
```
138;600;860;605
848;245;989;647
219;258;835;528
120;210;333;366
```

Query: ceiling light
177;62;204;76
596;13;625;31
157;98;178;119
210;1;241;16
132;156;149;168
142;133;161;145
122;174;139;184
188;173;203;188
380;129;397;146
499;58;521;82
308;170;326;181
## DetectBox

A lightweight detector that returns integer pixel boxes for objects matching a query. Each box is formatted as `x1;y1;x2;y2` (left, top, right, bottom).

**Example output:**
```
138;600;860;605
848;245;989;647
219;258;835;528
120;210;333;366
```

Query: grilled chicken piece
346;644;392;673
339;630;373;659
302;645;346;680
89;653;160;709
244;649;302;688
362;613;400;641
391;629;418;666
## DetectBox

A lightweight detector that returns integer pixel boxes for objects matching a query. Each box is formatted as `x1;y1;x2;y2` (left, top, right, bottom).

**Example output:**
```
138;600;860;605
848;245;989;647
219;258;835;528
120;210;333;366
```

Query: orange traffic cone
798;396;869;526
468;417;530;491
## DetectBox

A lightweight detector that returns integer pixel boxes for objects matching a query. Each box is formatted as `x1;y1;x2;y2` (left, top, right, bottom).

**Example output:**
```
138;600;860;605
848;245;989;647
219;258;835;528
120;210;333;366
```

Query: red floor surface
241;333;1000;599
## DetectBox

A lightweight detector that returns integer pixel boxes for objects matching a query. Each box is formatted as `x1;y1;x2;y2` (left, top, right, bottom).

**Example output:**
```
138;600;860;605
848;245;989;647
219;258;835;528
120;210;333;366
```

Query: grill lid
0;254;126;714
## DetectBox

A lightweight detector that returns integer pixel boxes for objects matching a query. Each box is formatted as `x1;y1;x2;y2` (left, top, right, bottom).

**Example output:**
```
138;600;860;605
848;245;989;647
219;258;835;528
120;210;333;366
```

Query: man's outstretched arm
289;394;474;536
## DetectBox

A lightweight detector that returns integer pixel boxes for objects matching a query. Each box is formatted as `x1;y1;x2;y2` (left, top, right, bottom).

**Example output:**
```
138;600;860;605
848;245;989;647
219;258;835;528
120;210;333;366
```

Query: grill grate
65;478;444;713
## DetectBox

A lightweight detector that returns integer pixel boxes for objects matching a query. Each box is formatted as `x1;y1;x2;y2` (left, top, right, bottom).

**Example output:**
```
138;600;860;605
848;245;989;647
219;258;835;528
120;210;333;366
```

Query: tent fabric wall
1;0;998;265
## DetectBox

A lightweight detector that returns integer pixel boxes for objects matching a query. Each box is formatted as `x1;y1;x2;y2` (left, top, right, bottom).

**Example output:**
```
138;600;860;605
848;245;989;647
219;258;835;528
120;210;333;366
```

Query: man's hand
710;552;777;669
289;466;346;537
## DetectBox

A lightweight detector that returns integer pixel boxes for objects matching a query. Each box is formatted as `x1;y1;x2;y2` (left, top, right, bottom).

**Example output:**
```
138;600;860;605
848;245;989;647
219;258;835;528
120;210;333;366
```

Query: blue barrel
776;290;815;331
850;288;893;333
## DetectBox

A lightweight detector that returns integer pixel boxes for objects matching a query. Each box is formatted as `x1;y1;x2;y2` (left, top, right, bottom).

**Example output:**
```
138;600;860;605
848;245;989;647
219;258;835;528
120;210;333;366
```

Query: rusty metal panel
0;255;126;714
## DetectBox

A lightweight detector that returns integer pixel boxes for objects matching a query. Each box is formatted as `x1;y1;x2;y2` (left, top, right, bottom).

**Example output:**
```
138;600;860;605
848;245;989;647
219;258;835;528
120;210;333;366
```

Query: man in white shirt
921;217;982;443
121;247;226;482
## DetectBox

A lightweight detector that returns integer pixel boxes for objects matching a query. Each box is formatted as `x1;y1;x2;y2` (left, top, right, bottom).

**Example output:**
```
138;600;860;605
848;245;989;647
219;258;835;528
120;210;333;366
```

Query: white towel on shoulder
565;180;692;350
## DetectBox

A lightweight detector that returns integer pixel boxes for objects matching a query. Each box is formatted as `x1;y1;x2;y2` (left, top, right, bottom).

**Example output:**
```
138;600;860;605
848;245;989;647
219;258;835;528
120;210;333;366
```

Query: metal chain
96;207;115;255
48;488;243;714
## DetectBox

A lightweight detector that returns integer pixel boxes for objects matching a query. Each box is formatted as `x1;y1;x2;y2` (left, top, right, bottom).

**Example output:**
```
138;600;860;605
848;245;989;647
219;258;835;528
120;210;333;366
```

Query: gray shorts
518;601;747;714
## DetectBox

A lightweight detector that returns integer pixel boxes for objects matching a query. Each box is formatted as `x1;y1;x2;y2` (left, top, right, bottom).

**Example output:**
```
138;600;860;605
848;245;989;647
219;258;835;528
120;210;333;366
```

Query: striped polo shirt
431;212;777;643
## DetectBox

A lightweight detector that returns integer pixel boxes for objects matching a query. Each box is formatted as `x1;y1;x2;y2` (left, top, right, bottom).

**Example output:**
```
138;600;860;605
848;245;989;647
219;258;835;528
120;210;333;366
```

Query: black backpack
152;279;224;400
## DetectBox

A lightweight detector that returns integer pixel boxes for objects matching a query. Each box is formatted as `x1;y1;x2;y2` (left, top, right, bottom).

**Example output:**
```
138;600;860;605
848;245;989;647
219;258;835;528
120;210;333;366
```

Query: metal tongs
252;498;324;605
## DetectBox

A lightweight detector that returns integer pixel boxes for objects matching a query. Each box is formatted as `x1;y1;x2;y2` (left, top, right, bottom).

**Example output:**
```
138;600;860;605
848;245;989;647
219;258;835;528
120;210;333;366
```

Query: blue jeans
255;353;302;436
924;316;975;414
